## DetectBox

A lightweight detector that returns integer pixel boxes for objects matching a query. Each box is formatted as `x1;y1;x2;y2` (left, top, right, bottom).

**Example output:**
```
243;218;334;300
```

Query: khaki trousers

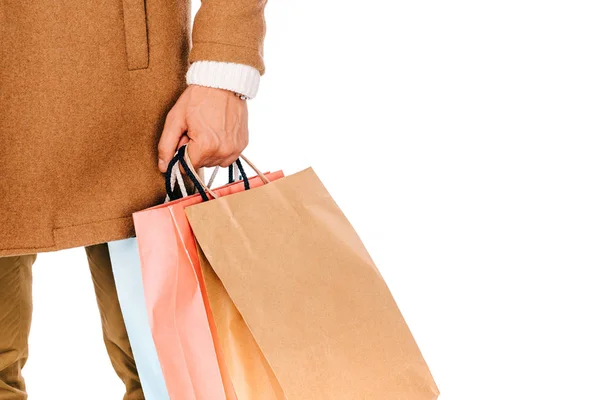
0;243;143;400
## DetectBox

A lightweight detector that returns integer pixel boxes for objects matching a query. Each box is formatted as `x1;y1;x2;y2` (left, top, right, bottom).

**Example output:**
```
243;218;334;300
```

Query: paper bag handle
182;145;272;199
166;145;270;200
198;151;271;189
164;146;215;201
165;152;188;201
181;146;227;200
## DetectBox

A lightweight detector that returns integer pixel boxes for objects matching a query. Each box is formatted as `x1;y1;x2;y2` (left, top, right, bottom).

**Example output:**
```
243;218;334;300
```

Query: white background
25;1;600;399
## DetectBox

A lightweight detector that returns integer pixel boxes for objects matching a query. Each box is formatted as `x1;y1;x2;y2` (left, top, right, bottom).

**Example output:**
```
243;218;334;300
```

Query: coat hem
0;216;135;257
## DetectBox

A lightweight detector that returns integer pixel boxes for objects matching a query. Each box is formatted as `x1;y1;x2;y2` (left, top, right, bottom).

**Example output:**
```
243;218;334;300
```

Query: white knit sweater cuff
186;61;261;99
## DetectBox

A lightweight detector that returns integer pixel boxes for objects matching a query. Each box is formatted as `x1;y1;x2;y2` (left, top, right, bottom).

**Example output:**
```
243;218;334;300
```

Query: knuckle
217;145;233;158
238;132;249;149
219;155;238;168
157;142;170;156
195;147;211;162
204;141;219;155
241;137;249;150
164;111;176;125
229;148;242;159
166;109;185;128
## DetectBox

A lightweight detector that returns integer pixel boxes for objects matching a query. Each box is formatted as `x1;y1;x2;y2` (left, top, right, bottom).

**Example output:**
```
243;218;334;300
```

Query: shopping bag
107;237;170;400
133;147;285;400
185;167;440;400
196;243;286;400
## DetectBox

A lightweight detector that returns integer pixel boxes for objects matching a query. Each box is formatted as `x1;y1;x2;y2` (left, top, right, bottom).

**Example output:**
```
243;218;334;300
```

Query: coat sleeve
189;0;267;75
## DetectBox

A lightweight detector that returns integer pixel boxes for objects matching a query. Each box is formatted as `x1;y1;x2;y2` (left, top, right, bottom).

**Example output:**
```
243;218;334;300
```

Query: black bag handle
164;145;251;201
228;164;235;184
165;150;184;201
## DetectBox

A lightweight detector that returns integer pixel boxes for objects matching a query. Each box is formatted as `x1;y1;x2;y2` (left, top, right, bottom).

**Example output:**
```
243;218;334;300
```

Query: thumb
158;108;187;173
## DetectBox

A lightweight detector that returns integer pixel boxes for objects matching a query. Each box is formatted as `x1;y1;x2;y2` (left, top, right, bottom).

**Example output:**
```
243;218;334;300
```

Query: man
0;0;267;398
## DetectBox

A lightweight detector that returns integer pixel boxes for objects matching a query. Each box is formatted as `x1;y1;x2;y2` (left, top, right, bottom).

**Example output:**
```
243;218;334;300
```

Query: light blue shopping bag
108;238;170;400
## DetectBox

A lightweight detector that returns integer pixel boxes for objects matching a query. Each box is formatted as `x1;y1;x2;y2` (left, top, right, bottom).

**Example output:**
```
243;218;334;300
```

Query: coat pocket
122;0;149;70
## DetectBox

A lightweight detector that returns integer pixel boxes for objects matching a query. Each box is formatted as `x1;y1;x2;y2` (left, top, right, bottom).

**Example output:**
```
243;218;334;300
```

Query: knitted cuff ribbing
186;61;261;99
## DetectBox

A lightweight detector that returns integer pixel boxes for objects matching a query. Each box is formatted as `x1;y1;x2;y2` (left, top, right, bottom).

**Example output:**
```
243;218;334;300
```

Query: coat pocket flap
122;0;149;70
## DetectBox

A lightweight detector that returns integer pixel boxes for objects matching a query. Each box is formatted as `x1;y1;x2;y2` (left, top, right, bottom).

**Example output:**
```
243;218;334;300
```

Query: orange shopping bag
133;146;284;400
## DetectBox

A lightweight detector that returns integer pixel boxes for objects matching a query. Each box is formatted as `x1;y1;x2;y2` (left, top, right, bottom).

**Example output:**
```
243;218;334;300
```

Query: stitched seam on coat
0;240;55;252
0;216;131;251
54;215;131;230
0;244;53;252
193;40;260;52
127;65;149;71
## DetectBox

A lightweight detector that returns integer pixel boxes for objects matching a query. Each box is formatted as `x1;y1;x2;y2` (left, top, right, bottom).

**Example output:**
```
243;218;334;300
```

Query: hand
157;85;249;172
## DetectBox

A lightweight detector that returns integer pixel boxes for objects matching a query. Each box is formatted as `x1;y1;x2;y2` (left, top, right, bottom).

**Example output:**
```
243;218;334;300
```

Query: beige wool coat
0;0;266;256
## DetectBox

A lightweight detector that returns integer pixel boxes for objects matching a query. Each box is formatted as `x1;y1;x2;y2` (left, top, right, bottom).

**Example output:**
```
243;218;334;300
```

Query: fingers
157;107;188;173
187;128;248;169
186;134;230;168
177;135;190;148
216;133;248;168
162;86;249;174
186;103;249;169
218;154;242;168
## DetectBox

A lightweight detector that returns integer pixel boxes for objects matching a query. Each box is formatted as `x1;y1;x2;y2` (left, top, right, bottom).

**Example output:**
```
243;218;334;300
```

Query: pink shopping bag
133;149;284;400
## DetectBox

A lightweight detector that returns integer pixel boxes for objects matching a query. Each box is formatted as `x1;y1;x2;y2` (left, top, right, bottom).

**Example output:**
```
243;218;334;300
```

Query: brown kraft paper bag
185;167;439;400
196;243;285;399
